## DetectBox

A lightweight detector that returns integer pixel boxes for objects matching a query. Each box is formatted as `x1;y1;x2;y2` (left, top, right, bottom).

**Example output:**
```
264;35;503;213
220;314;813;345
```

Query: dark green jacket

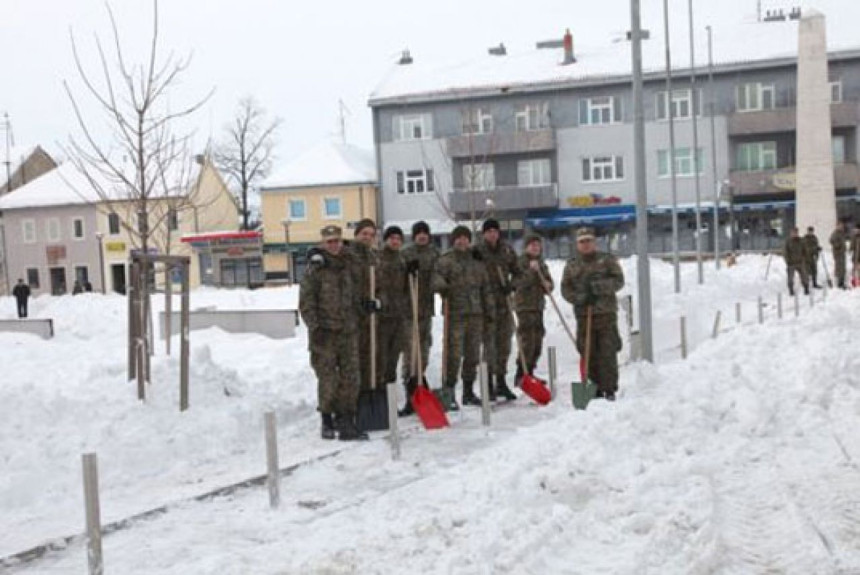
802;233;820;261
433;248;493;317
377;246;408;320
402;242;439;319
561;252;624;318
514;254;553;313
299;249;358;335
830;228;848;255
473;239;520;313
783;236;808;266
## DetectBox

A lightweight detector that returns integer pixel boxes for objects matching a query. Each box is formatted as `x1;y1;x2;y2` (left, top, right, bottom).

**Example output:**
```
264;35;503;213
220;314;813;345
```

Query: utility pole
662;0;681;293
338;100;349;145
707;25;720;269
2;112;12;190
689;0;704;284
630;0;654;362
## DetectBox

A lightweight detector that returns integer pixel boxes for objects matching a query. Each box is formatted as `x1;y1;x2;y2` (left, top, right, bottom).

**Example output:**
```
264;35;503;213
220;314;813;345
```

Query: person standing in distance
830;220;849;289
13;278;31;319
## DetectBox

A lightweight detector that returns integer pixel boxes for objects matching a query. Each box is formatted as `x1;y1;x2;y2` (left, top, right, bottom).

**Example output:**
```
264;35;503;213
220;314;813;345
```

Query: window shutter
392;116;401;141
656;93;666;120
615;156;624;179
613;97;622;122
396;171;405;194
582;158;591;181
426;169;435;192
579;100;589;125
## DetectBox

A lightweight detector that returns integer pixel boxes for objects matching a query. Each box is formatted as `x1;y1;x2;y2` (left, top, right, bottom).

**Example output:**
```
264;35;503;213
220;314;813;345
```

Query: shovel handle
536;267;578;349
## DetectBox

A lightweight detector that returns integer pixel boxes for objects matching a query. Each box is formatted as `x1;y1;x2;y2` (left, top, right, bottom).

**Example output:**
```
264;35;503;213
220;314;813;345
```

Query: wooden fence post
712;310;721;339
82;453;103;575
386;383;401;460
735;302;742;324
479;362;491;427
264;412;280;509
680;316;688;360
548;346;557;399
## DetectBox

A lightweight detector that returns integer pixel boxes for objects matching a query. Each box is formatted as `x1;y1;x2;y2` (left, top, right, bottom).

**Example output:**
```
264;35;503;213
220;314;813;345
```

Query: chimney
399;50;413;65
488;43;507;56
563;28;575;65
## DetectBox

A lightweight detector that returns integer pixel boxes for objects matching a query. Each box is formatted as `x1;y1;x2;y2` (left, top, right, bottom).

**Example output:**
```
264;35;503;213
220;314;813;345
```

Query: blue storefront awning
526;205;636;229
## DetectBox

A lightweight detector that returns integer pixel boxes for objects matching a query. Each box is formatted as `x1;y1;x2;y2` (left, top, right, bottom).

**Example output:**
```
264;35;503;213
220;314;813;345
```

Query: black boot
487;373;498;401
461;381;482;406
336;413;369;441
320;413;335;440
442;384;460;411
513;363;524;388
398;378;416;417
495;375;517;401
803;285;810;295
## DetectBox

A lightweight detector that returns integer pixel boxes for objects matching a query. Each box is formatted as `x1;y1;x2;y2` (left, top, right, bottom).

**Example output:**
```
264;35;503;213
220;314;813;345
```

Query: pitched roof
261;140;376;190
1;145;38;189
0;160;203;210
369;6;860;105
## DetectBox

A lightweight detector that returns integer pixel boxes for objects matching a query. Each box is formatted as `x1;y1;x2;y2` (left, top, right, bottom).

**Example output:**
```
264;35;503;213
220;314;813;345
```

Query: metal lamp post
281;218;292;286
95;231;106;294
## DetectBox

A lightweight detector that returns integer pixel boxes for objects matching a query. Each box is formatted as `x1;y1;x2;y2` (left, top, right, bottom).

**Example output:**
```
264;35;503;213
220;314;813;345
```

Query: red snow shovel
501;270;551;405
408;275;448;429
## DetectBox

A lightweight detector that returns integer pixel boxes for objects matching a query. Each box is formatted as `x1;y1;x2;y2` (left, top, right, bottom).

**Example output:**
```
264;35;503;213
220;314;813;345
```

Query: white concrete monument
795;9;837;235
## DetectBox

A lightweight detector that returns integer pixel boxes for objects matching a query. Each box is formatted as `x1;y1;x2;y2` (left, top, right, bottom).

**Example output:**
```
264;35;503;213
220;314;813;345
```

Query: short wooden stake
712;310;721;339
809;289;815;308
735;302;742;324
82;453;103;575
264;412;280;509
777;293;783;319
794;291;800;317
757;296;764;324
680;316;688;360
479;362;491;427
386;383;401;460
548;346;557;399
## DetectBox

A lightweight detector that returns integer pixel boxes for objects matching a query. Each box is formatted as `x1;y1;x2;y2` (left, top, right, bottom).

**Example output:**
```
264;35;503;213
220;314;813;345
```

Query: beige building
0;156;237;295
260;141;377;282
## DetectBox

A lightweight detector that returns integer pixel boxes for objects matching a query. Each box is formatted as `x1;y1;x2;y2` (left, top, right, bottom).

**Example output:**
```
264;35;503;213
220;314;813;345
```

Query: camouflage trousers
516;311;545;372
482;309;513;376
309;328;360;415
786;264;809;293
377;316;407;386
834;251;846;286
576;313;622;394
357;316;374;391
807;256;819;286
445;313;483;386
401;316;433;380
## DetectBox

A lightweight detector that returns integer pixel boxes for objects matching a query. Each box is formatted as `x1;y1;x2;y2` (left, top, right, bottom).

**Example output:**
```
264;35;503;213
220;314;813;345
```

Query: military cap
383;225;404;241
482;218;501;233
524;233;543;246
576;227;596;240
353;218;377;236
320;225;342;240
451;225;472;242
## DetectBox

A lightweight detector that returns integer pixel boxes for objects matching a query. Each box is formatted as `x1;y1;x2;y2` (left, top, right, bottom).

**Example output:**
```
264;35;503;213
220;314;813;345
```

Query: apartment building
369;16;860;255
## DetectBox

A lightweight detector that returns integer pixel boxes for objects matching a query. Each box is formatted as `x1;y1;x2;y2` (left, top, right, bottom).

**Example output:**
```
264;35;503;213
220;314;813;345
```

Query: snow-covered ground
2;254;859;574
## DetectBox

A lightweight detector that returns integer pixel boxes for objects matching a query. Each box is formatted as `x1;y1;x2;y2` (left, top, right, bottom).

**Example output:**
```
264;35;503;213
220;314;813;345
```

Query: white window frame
735;142;777;172
393;114;432;141
22;219;36;244
582;155;625;183
462;163;495;191
287;198;307;221
321;197;342;220
462;108;493;135
658;148;706;177
579;96;622;126
832;135;846;165
736;83;775;112
515;102;550;132
517;159;552;187
830;80;843;103
71;218;85;241
396;169;435;195
46;218;61;242
656;89;701;120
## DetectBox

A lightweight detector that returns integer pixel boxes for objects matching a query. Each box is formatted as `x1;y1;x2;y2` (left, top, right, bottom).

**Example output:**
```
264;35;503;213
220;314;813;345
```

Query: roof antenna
338;99;351;145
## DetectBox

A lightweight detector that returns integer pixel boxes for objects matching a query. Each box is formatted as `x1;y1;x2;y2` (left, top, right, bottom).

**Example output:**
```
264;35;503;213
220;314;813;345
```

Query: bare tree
215;97;280;230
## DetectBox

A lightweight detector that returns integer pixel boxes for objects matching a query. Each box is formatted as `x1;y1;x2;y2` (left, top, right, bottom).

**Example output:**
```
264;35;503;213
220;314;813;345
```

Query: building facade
369;23;860;256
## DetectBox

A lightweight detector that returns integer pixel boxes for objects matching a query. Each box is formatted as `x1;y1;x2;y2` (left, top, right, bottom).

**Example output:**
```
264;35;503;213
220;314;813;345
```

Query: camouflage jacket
473;239;520;313
561;251;624;318
401;242;439;319
852;233;860;263
433;248;493;317
783;237;808;266
830;228;848;255
513;254;553;313
802;233;820;260
377;246;408;320
344;240;379;315
299;248;359;335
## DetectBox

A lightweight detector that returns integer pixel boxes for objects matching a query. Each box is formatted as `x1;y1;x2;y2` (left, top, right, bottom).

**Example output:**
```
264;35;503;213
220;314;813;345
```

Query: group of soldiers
299;218;625;441
783;221;860;294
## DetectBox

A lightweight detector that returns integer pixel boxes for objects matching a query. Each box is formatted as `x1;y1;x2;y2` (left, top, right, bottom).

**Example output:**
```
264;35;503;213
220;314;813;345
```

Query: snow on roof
261;140;376;190
0;160;202;210
369;6;860;105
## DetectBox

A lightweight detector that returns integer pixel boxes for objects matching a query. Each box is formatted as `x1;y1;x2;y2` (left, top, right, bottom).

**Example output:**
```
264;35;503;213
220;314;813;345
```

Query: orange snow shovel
407;275;448;429
500;269;551;405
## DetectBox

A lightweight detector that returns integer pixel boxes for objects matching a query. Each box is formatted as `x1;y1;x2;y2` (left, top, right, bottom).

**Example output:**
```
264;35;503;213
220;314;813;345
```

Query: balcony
449;184;558;213
728;162;860;197
446;129;556;158
728;101;859;136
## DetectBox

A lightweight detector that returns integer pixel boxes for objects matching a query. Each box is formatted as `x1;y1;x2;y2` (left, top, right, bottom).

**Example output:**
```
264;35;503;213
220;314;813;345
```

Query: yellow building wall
94;159;238;290
261;183;377;272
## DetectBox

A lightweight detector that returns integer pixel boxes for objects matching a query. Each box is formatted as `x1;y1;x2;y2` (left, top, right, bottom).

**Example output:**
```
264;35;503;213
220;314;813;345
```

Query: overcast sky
1;0;854;169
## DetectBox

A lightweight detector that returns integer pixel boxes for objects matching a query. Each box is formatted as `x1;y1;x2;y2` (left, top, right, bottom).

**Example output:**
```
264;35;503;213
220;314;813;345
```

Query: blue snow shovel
572;306;598;410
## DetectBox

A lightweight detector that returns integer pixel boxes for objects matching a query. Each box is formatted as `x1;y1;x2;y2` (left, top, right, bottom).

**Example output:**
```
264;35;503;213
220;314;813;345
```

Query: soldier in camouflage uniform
852;227;860;286
376;226;409;389
561;228;625;401
399;220;439;415
345;218;381;391
830;220;849;289
434;225;493;409
802;226;822;289
473;218;520;401
784;226;810;296
299;225;367;441
513;234;553;386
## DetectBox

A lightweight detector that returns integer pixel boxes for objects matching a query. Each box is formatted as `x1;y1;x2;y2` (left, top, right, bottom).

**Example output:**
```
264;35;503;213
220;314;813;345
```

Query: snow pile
1;254;859;574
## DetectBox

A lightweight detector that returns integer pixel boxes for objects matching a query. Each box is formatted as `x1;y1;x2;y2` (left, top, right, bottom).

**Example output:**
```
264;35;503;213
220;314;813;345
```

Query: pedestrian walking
13;278;31;319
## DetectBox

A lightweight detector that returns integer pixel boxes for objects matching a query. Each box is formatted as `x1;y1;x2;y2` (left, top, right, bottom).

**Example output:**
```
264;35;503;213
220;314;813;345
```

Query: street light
95;231;106;294
281;218;292;286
